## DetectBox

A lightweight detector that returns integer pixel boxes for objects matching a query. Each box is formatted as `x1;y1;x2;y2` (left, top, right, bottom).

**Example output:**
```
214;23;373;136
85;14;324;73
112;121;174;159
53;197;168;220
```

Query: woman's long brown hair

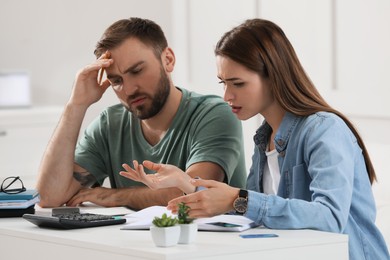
215;18;376;184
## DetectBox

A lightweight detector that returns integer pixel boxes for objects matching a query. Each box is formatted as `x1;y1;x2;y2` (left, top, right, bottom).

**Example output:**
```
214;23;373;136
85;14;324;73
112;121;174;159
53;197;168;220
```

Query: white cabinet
0;107;62;187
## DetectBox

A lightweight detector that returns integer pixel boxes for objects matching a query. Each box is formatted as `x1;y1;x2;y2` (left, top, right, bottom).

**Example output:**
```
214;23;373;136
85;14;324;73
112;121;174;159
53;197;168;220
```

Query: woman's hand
167;178;240;218
119;160;195;194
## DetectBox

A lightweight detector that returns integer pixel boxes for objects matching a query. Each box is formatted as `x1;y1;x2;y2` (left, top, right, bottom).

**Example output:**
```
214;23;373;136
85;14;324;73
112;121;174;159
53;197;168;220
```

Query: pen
98;51;111;85
239;233;279;239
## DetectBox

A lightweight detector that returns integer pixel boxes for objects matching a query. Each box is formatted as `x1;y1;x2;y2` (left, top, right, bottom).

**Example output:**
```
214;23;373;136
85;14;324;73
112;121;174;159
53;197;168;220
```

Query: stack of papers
0;189;40;217
0;189;39;209
122;206;258;232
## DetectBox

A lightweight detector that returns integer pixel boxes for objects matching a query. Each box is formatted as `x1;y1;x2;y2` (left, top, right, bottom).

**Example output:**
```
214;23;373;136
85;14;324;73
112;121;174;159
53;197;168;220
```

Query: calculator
23;207;126;229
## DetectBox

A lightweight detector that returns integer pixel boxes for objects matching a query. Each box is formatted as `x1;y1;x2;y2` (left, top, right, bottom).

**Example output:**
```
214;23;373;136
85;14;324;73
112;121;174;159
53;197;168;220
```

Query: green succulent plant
177;202;194;224
152;213;178;227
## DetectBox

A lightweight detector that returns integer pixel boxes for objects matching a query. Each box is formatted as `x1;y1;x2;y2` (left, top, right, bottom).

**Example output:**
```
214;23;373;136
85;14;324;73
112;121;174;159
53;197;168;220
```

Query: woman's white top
263;148;280;195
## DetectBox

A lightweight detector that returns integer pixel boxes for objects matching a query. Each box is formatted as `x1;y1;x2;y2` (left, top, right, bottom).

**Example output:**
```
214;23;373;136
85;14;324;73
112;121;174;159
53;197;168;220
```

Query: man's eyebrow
107;61;145;78
124;61;145;74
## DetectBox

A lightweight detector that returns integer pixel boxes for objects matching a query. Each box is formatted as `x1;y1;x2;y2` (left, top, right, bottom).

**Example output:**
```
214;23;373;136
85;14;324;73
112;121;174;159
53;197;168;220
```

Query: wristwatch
233;189;248;215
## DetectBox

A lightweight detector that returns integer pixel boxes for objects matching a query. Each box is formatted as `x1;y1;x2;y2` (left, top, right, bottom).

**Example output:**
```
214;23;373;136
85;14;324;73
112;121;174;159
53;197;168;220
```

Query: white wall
169;0;390;170
1;0;389;170
0;0;173;127
170;0;390;245
1;0;389;246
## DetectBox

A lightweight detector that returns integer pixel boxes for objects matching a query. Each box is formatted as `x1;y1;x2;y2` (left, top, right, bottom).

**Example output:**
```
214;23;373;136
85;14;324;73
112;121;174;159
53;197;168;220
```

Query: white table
0;217;348;260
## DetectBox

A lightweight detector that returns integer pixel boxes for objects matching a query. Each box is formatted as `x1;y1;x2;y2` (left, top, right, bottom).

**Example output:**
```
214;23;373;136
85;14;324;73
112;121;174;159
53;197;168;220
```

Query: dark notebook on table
0;205;35;218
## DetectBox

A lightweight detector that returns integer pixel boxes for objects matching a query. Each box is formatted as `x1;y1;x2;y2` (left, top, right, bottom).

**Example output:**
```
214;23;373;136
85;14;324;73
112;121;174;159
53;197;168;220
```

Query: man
37;17;246;210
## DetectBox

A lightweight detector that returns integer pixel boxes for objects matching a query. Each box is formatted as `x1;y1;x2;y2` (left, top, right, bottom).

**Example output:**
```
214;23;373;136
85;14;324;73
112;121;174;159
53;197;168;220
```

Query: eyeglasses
0;176;26;194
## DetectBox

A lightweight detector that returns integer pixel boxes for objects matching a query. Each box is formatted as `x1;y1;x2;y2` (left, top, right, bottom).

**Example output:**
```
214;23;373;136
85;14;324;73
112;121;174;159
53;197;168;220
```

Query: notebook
122;206;258;232
0;189;39;200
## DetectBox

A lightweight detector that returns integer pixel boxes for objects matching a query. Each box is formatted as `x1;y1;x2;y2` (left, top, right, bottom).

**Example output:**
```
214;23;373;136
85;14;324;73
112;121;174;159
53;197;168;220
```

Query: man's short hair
94;17;168;59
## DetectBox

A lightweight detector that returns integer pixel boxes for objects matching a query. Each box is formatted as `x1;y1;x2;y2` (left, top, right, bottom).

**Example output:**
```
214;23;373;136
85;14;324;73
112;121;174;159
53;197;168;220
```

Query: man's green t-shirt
75;88;246;189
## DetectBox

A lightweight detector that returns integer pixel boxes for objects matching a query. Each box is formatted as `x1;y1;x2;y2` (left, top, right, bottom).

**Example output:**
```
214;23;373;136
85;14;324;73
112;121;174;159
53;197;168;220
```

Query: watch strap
239;189;248;198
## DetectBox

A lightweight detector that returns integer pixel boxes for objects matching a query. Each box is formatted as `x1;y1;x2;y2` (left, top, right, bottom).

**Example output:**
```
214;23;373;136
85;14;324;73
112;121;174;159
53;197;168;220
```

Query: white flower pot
150;225;180;247
178;223;198;244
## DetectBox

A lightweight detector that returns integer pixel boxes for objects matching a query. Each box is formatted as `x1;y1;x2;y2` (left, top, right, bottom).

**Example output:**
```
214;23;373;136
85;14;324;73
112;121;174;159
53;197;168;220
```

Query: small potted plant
177;202;198;244
150;213;180;247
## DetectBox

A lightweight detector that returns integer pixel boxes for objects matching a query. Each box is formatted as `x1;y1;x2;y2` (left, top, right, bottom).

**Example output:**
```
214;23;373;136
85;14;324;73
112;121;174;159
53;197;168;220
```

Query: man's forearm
37;103;88;207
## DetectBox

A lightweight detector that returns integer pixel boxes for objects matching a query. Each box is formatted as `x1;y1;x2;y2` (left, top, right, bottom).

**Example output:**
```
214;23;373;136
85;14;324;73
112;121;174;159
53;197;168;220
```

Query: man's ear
162;47;175;72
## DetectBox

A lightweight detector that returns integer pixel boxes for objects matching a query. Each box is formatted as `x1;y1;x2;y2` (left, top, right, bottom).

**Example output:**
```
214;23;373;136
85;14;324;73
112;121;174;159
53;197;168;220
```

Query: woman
120;19;389;259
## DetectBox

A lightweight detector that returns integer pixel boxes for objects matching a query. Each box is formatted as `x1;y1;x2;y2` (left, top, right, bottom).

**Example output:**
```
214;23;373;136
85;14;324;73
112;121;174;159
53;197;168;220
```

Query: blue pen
240;233;279;239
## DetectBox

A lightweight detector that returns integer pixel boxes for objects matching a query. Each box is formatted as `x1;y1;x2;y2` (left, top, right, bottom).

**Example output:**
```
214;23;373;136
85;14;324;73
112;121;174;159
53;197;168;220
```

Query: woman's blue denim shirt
245;112;389;260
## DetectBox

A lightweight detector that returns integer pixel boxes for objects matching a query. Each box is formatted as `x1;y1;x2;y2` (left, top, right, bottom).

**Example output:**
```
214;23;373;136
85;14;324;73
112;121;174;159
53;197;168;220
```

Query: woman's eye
234;82;245;87
218;81;227;89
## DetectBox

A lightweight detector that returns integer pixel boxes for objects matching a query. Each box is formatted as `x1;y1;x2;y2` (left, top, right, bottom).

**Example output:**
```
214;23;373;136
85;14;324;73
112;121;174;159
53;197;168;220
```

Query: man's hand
66;187;123;207
69;52;113;107
120;160;195;194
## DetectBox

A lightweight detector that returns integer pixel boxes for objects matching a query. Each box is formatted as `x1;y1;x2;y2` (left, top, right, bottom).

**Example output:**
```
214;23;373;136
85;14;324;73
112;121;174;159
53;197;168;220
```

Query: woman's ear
162;47;175;72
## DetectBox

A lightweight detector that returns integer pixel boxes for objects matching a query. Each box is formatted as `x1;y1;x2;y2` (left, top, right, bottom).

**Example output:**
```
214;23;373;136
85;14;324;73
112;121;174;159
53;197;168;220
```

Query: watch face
233;197;247;213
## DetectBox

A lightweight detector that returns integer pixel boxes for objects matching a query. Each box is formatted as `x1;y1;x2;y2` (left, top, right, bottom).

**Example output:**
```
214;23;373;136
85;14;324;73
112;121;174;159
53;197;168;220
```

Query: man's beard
126;68;171;120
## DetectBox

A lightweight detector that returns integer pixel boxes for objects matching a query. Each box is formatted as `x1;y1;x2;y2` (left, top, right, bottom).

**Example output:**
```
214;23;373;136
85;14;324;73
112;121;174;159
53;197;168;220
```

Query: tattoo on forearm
73;171;97;187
